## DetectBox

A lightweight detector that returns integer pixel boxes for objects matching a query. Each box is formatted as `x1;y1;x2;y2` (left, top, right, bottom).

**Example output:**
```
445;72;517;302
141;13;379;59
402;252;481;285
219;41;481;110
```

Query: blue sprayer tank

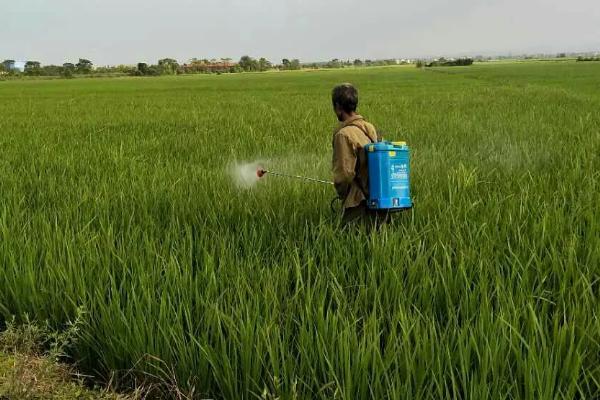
365;141;412;210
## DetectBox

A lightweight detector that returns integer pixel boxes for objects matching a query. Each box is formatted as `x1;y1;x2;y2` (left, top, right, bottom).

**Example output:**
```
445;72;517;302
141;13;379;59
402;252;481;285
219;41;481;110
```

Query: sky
1;0;599;66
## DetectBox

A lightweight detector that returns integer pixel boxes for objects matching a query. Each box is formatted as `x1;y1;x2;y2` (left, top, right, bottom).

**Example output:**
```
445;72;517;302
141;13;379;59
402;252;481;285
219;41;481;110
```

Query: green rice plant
0;61;599;399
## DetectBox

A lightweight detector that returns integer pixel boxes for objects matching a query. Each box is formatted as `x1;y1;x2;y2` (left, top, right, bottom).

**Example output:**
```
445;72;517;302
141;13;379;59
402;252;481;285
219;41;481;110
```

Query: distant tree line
576;56;600;62
416;58;474;68
0;54;489;80
1;55;417;80
134;58;181;76
280;58;301;70
302;58;408;69
132;56;302;76
4;52;600;79
0;56;302;79
1;58;95;77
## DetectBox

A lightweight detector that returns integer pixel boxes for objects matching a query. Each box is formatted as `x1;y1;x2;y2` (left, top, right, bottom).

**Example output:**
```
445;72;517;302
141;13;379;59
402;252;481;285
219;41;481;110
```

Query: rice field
0;61;599;399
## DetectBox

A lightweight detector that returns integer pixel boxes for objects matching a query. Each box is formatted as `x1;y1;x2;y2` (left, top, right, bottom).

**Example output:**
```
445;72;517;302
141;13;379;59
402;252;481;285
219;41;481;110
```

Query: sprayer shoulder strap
348;122;378;144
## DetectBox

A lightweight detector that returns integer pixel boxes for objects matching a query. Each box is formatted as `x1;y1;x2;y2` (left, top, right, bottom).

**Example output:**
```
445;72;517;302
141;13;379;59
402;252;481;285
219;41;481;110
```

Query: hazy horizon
2;0;599;66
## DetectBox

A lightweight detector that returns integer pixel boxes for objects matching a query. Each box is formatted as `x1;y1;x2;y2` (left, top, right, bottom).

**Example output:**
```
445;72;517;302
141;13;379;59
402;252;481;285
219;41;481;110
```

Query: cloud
1;0;598;64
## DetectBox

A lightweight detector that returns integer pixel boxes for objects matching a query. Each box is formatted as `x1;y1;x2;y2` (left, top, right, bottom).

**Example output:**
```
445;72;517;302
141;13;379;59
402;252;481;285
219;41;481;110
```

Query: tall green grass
1;62;599;399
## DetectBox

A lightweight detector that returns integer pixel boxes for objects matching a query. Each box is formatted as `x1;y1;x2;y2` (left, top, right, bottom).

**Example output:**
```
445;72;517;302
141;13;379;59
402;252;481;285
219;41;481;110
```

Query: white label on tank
390;164;408;180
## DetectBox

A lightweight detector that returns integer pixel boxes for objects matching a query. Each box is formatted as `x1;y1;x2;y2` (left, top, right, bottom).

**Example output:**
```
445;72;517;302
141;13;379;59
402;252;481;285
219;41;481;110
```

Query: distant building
181;60;236;73
2;60;26;72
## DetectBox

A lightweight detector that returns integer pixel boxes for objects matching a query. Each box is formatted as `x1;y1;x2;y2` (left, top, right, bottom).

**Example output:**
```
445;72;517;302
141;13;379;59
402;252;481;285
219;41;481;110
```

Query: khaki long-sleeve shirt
332;115;379;209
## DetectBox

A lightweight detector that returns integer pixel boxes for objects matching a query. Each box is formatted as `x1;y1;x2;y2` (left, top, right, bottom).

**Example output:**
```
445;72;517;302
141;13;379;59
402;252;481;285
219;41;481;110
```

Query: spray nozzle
257;168;267;178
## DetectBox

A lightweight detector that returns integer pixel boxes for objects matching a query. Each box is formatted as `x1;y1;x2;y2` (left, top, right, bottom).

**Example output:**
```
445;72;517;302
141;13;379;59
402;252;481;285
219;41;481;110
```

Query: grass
0;61;599;399
0;352;128;399
0;317;137;399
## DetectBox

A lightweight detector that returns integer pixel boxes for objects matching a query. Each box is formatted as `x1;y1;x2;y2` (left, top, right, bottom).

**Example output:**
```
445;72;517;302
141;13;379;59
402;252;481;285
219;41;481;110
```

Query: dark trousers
342;201;391;229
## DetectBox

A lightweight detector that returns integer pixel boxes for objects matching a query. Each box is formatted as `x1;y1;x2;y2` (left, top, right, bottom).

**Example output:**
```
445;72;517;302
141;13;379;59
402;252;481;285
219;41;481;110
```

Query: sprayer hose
330;197;342;214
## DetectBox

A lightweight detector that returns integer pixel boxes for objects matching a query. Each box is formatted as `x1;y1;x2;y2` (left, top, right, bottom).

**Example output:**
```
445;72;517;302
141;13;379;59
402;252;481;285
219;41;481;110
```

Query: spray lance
257;168;343;212
256;168;333;186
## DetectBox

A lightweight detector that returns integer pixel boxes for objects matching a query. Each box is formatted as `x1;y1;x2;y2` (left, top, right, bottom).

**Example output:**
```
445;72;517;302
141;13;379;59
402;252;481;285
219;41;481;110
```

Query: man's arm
332;132;356;199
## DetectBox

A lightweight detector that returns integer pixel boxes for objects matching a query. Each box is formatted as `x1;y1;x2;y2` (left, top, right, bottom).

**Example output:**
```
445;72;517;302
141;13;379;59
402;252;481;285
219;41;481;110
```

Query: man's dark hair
332;83;358;113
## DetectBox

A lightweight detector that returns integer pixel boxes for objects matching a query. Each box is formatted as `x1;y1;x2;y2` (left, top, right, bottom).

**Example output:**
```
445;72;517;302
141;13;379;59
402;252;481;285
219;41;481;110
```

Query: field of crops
1;61;599;399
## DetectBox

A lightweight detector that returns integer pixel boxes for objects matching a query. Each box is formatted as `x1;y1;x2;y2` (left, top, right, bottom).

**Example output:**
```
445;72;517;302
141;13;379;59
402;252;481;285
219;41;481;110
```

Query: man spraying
331;83;390;227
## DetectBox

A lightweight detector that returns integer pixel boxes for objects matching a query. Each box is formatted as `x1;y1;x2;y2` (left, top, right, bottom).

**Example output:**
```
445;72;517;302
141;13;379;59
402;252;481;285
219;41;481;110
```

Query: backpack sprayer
257;141;412;210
